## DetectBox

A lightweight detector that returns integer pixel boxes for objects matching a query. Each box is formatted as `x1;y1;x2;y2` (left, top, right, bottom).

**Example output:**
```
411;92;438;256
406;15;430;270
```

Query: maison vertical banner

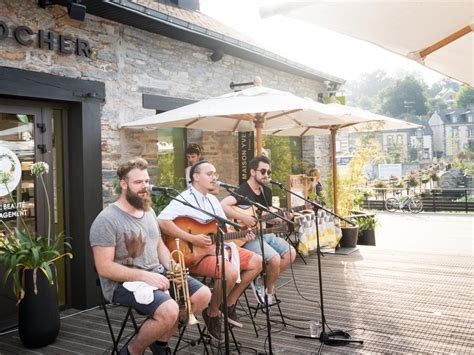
238;132;254;185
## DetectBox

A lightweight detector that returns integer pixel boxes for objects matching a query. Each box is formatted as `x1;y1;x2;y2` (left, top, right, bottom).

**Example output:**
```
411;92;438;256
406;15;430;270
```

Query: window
469;127;474;137
452;127;459;137
397;135;403;144
386;135;393;145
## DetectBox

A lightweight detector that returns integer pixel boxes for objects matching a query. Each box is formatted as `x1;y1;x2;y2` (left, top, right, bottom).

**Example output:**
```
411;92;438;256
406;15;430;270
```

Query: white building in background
428;108;474;158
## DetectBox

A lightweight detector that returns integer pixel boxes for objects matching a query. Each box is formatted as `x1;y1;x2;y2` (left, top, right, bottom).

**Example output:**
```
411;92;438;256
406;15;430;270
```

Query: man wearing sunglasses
221;156;296;306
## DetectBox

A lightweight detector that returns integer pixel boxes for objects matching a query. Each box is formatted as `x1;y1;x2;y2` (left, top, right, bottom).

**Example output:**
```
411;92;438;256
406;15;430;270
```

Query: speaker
210;49;224;62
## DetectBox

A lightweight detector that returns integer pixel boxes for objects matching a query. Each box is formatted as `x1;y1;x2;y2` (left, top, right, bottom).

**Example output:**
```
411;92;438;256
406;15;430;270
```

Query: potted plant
0;162;72;348
357;215;378;246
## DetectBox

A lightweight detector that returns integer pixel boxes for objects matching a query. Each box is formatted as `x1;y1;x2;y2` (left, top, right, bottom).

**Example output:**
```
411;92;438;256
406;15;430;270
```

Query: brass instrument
168;238;199;325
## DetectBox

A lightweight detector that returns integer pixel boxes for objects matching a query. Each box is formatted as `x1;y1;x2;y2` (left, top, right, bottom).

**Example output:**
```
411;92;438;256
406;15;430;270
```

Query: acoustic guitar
234;204;309;225
163;216;288;267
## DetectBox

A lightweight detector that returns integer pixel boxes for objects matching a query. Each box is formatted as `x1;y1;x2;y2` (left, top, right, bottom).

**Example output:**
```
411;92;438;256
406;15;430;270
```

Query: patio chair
95;277;143;355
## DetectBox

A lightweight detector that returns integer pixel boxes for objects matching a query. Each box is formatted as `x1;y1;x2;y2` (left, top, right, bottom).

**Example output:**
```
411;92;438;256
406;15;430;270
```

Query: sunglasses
256;168;272;176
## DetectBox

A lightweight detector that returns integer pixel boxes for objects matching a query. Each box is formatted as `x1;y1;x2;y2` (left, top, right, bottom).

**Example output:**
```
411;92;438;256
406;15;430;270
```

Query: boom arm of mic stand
271;184;356;226
226;188;294;225
160;190;241;230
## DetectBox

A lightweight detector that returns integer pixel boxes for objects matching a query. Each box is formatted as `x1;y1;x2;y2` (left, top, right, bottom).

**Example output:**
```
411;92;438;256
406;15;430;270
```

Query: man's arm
156;236;171;269
93;246;170;290
220;195;256;227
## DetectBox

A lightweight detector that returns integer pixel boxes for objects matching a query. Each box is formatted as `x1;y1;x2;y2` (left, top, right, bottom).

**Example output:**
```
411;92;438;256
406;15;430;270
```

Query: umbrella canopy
263;103;421;213
260;1;473;86
120;85;345;154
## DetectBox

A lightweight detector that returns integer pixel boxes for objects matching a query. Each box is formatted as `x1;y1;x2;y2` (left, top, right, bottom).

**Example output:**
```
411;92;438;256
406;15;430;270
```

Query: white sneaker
265;293;274;306
251;276;264;304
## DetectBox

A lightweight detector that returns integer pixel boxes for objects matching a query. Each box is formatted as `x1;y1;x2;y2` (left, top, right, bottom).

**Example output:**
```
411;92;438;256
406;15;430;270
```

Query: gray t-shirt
90;204;163;301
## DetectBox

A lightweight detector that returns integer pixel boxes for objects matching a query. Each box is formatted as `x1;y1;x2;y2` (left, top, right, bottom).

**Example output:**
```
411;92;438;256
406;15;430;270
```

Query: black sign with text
238;131;254;185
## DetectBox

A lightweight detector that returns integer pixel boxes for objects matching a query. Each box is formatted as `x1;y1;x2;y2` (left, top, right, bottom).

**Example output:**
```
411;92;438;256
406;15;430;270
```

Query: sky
200;0;447;87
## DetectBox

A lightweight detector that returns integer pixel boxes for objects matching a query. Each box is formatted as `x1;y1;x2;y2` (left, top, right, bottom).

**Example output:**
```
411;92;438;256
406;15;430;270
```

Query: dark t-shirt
234;181;272;208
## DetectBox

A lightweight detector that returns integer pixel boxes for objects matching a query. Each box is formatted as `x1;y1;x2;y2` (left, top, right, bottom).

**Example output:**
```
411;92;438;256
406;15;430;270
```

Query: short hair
186;143;202;155
189;160;208;182
249;156;271;171
117;157;148;180
308;168;320;176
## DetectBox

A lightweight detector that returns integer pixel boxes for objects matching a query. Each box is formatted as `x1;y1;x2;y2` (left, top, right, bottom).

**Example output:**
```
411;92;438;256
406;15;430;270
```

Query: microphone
217;181;238;189
147;184;175;194
268;178;284;187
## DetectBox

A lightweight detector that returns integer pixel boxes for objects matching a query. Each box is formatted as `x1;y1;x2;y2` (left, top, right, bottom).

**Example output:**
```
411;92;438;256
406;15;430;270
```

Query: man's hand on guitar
240;214;257;228
192;233;213;247
245;230;256;241
141;271;170;291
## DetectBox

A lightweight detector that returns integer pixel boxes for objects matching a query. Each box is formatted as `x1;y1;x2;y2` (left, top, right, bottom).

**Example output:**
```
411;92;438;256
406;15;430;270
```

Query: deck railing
359;188;474;213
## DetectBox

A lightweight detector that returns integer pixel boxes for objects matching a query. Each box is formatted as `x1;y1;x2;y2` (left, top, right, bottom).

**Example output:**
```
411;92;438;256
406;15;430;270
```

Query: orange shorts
189;247;255;279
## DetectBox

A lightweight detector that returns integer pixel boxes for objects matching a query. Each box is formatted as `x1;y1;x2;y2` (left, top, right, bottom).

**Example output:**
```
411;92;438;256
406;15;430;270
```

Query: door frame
0;66;105;309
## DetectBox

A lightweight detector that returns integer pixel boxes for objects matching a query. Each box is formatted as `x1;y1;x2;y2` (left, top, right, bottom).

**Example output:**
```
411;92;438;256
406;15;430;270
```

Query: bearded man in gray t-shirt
90;158;211;355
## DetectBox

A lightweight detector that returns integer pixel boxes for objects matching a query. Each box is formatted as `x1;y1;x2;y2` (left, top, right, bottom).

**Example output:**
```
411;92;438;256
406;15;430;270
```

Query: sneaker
118;345;130;355
149;343;171;355
251;275;264;304
265;293;274;306
226;304;243;328
202;307;221;341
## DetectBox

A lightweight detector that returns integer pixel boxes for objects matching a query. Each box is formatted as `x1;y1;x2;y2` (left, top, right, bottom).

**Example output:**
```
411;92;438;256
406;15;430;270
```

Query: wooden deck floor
1;213;473;354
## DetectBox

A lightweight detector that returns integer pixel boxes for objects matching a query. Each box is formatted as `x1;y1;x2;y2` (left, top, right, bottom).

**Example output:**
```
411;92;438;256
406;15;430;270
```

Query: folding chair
96;277;142;355
239;277;290;338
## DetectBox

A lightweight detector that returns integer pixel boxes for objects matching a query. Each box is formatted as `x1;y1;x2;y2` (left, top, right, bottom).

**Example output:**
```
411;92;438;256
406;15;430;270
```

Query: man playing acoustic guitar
221;156;296;306
157;160;262;341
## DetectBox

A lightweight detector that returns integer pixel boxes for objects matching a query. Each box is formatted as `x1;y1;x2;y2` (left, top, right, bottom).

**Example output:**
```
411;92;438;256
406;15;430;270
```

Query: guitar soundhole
187;242;193;253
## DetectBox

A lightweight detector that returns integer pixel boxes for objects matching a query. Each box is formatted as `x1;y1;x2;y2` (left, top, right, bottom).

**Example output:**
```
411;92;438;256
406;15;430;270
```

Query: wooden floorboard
0;216;472;354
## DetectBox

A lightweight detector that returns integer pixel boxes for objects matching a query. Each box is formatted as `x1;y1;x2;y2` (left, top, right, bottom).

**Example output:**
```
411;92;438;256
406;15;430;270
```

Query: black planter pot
339;226;359;248
358;229;376;246
18;268;60;348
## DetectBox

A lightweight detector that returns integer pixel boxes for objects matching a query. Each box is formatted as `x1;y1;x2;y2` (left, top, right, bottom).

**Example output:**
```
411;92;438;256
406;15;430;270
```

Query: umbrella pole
255;114;264;155
331;128;338;214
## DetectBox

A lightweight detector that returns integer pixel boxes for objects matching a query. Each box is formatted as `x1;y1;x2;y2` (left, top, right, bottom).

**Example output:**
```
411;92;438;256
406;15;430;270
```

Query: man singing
221;156;296;306
90;158;211;355
158;160;262;341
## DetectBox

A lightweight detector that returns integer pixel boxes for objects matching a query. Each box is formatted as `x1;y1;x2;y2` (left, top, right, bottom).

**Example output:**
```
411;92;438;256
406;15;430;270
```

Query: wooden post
255;113;264;155
331;127;338;214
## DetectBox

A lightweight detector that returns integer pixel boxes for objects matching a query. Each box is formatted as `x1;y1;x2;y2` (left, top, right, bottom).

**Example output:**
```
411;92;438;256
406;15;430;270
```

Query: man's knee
192;286;212;307
154;299;179;326
267;254;281;269
250;254;263;271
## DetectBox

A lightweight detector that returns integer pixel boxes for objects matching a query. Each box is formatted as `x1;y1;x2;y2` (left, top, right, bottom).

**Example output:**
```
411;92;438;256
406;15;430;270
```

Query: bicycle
384;191;423;213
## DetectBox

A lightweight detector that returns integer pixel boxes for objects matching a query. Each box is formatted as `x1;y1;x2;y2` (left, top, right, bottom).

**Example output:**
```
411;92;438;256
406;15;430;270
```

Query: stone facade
1;0;331;204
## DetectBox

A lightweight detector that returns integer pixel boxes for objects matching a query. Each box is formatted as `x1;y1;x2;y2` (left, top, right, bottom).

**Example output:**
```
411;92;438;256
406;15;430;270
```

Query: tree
427;78;460;97
263;136;292;207
345;70;394;108
379;76;428;117
454;85;474;108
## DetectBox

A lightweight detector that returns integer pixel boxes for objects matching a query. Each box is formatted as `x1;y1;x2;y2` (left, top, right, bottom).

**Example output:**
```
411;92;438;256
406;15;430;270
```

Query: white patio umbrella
264;103;422;213
260;1;473;86
120;85;345;154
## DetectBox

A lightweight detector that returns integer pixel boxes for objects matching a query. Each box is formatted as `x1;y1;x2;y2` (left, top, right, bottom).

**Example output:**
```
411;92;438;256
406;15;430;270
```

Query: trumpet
168;238;199;325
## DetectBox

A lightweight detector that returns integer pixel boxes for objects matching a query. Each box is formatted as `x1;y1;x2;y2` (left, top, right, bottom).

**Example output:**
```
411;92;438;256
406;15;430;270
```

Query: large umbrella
120;85;345;154
121;85;420;212
264;104;422;213
260;1;473;86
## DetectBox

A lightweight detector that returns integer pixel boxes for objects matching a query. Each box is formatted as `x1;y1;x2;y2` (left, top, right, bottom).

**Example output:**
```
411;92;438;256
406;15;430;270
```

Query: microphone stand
156;189;241;354
270;181;363;352
224;188;293;355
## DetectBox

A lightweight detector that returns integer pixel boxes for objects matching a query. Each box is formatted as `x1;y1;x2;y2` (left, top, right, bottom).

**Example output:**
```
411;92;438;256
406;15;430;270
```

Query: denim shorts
112;274;203;317
243;234;291;262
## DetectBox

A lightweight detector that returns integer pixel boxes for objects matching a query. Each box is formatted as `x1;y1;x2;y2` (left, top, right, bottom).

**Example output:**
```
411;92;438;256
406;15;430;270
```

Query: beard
125;187;152;211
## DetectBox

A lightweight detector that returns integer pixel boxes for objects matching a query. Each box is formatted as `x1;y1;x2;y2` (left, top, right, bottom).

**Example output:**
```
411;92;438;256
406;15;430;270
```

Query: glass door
0;101;64;331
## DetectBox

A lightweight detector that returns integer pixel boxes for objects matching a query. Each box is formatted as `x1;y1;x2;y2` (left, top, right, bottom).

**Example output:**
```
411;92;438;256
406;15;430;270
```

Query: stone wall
1;0;330;203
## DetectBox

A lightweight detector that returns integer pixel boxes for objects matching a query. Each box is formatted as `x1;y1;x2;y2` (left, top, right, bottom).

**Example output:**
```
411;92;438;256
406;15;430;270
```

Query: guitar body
163;217;247;267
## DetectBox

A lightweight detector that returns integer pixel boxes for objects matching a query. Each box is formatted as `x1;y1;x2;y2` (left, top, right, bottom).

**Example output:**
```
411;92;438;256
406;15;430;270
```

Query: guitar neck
222;226;283;241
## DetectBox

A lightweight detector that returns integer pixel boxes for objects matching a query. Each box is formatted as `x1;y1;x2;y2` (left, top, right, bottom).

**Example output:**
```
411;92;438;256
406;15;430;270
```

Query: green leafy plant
357;215;379;232
0;162;72;301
